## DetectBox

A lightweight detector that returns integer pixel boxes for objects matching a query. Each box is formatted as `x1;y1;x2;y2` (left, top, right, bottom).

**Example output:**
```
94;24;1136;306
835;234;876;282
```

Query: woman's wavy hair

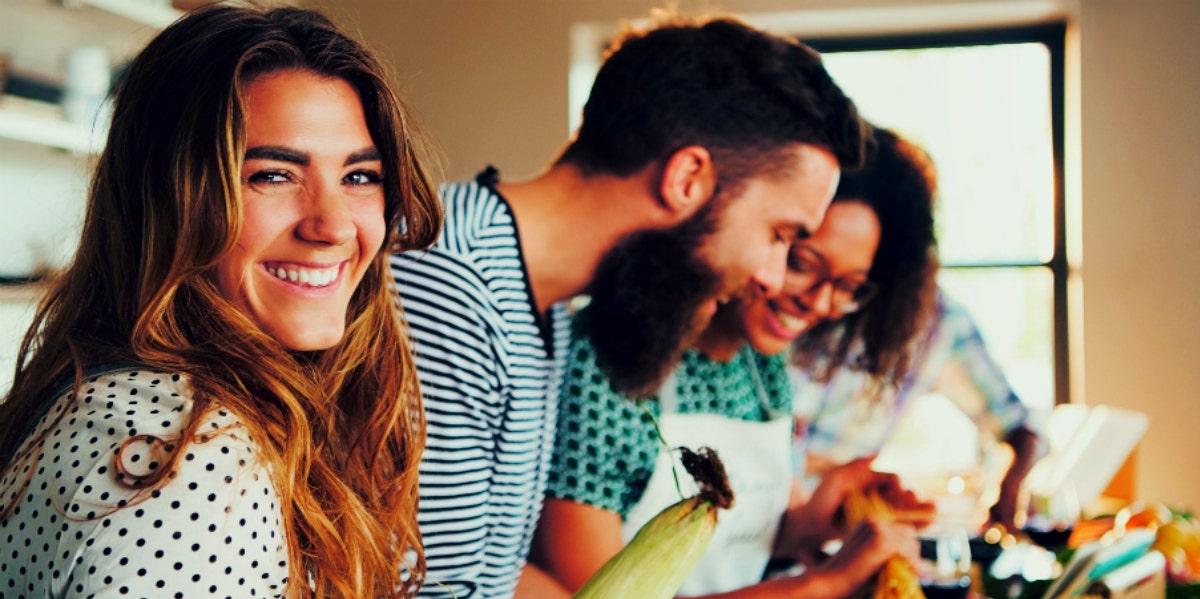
791;128;940;393
0;4;443;597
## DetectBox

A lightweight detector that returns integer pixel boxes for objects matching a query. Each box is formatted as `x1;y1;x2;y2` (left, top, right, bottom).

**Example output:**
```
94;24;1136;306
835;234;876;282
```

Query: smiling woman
0;5;441;598
223;70;389;352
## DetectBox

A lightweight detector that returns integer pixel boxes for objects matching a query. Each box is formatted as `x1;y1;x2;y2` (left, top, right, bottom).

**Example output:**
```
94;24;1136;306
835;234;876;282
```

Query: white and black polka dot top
0;368;289;598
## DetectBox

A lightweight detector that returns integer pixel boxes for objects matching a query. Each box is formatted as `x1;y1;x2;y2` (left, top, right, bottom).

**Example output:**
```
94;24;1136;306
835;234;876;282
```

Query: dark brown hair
792;128;940;391
557;13;868;197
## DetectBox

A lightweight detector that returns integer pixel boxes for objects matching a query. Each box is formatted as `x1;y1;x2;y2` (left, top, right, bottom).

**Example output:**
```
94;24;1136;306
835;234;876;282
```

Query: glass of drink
919;527;973;599
1021;480;1080;551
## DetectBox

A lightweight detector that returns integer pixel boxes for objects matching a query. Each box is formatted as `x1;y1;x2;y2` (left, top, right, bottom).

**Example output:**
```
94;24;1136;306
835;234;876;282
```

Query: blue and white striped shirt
791;291;1034;471
391;171;570;599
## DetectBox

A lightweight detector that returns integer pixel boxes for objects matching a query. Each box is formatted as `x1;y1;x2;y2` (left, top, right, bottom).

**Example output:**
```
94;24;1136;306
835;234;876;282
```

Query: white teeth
269;265;338;287
777;312;809;334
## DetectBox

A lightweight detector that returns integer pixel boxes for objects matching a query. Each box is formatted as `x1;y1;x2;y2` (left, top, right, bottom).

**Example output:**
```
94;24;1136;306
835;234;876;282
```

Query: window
804;25;1068;410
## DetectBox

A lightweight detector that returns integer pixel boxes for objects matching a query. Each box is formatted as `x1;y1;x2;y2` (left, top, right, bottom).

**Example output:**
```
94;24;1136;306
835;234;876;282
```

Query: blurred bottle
62;45;112;130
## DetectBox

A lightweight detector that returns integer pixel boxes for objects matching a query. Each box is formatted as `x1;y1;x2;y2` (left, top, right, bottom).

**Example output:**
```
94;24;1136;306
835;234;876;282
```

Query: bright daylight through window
809;26;1066;410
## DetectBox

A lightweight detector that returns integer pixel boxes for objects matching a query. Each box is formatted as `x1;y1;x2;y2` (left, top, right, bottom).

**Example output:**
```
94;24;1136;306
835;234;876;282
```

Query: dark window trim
802;23;1070;406
801;23;1065;54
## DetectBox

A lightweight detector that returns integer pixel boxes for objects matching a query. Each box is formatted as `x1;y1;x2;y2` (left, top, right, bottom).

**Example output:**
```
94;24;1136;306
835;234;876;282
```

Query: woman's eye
836;280;864;295
247;171;292;185
344;170;384;186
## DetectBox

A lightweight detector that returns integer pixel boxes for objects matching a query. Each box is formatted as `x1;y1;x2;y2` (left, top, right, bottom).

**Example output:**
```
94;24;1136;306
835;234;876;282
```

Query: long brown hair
0;5;442;597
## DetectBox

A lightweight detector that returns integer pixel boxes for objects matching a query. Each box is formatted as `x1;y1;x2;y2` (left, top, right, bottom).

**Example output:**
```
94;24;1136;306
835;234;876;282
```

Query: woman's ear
658;145;717;221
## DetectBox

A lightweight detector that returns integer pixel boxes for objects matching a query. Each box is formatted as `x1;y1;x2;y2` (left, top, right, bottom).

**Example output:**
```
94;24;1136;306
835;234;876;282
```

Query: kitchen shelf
0;1;182;153
0;282;47;303
71;0;183;29
0;104;104;154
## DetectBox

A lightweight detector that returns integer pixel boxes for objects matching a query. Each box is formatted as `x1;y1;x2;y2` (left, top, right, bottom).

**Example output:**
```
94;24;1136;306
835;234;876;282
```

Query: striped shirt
390;169;570;599
791;291;1034;474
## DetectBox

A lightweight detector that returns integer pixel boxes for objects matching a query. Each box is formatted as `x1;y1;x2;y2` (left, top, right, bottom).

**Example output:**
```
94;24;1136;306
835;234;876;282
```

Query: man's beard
578;204;723;398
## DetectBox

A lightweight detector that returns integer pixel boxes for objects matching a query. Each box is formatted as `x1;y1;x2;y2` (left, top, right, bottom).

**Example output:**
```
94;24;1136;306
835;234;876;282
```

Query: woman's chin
750;334;792;357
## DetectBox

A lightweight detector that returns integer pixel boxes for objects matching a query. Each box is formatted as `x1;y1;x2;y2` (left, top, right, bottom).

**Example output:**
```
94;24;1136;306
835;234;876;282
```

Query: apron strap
742;350;783;419
658;369;681;414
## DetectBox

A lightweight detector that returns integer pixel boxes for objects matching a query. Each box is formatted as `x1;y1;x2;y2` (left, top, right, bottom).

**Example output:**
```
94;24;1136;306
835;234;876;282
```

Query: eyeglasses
782;244;879;314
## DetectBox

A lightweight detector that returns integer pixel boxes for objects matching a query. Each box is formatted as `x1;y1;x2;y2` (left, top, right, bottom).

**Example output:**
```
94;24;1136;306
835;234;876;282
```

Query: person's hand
801;458;935;543
988;426;1044;532
840;518;922;567
988;482;1022;532
801;518;922;598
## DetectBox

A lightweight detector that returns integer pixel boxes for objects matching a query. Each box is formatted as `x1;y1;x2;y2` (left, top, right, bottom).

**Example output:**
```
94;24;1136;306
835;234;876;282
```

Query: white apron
621;353;794;595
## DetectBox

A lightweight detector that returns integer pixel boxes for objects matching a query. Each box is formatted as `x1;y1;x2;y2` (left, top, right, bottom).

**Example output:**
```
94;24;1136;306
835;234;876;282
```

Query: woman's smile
262;261;345;289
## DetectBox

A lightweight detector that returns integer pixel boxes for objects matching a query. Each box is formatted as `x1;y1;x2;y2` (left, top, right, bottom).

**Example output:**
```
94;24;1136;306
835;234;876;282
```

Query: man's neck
496;164;661;313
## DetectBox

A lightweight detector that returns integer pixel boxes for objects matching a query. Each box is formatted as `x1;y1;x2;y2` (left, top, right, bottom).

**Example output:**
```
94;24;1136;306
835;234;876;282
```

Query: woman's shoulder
75;366;195;424
3;365;277;515
0;366;288;597
34;367;244;448
6;367;188;461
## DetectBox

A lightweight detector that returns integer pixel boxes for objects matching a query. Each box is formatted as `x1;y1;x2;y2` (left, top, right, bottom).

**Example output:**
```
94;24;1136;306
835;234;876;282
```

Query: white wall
1076;0;1200;513
0;137;88;277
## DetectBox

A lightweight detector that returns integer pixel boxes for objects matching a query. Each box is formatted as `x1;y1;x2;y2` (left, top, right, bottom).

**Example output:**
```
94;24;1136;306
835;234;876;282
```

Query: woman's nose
804;281;836;318
296;183;355;245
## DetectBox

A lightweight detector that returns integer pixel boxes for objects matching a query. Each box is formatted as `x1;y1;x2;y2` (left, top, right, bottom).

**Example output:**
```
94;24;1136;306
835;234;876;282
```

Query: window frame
801;23;1070;405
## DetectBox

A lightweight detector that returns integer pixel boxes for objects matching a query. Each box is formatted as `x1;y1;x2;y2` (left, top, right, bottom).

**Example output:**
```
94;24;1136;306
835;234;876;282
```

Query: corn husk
845;490;926;599
573;447;734;599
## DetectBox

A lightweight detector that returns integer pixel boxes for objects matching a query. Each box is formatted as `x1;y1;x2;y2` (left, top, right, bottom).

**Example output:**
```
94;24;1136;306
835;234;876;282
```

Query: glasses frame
782;244;880;314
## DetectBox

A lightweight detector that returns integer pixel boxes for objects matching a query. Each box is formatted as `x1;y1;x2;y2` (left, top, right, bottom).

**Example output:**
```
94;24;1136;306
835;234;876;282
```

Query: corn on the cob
844;489;926;599
871;552;923;599
573;447;734;599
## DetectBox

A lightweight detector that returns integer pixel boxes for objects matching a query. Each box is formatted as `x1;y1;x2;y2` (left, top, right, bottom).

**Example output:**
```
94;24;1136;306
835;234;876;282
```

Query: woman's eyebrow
243;147;381;167
345;148;382;165
245;146;309;165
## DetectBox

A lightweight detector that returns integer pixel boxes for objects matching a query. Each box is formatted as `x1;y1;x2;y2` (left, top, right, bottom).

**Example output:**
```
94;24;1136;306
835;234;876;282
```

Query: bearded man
390;13;867;599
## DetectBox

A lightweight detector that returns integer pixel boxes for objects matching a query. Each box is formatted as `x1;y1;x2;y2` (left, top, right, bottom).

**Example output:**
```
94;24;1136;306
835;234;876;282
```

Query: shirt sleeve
546;331;661;518
0;369;288;599
938;297;1032;436
68;429;287;598
390;248;505;593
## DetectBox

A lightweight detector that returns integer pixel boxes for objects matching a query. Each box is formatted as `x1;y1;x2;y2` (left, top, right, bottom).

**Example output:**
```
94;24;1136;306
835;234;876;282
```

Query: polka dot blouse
546;337;793;518
0;368;289;598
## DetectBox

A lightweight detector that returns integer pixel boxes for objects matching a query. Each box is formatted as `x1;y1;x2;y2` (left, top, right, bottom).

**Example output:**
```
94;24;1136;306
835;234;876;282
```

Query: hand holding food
844;488;928;599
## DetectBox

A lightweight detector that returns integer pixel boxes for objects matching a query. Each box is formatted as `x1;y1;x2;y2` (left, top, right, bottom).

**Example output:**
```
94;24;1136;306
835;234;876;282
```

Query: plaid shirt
790;291;1035;477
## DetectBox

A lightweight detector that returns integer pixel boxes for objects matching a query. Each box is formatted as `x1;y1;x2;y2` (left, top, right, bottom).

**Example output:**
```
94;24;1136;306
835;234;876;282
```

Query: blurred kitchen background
0;0;1197;512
